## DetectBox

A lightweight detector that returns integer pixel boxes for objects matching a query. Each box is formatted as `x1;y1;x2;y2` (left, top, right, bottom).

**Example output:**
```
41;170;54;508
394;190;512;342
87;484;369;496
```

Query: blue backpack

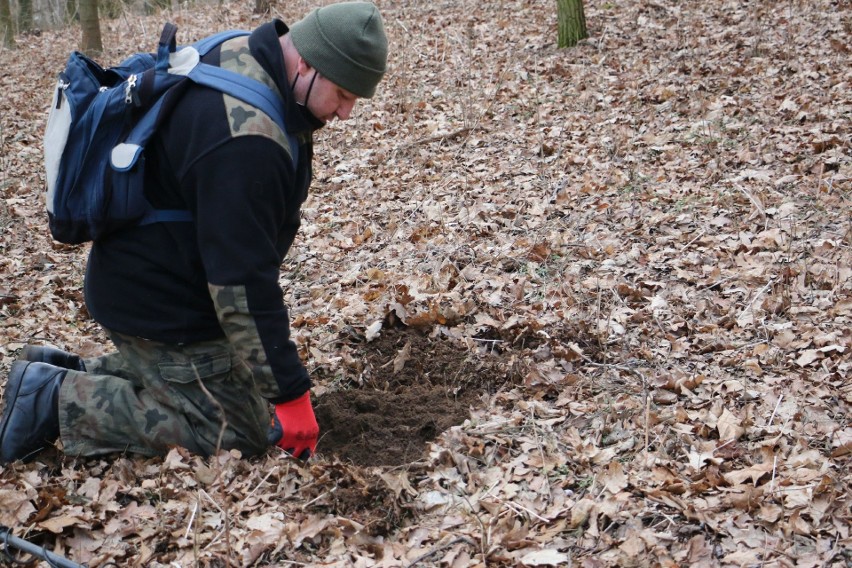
43;23;297;244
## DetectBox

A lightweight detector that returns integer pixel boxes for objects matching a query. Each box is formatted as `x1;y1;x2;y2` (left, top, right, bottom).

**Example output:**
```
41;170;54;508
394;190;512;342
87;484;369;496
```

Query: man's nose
336;99;356;121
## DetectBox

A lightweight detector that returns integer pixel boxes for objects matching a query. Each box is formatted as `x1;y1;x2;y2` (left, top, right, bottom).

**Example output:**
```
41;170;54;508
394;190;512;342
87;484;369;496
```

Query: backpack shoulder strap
133;25;300;226
189;65;286;133
115;25;296;173
183;28;285;131
193;29;249;55
155;25;247;63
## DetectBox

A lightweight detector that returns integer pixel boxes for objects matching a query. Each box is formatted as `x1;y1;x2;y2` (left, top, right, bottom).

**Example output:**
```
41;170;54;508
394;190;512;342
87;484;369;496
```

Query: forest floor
0;0;850;566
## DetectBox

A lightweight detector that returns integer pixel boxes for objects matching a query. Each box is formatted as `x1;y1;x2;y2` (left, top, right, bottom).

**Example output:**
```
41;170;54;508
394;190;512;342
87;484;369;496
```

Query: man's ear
296;57;314;77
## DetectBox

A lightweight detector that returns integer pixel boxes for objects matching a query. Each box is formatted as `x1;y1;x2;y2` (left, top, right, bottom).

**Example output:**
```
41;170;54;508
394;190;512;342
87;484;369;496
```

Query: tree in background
66;0;77;22
144;0;170;15
557;0;587;48
254;0;271;16
0;0;13;48
18;0;32;32
101;0;125;19
79;0;101;54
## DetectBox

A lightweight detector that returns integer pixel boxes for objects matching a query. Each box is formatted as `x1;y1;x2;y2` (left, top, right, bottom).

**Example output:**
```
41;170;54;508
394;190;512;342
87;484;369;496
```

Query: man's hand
267;392;319;460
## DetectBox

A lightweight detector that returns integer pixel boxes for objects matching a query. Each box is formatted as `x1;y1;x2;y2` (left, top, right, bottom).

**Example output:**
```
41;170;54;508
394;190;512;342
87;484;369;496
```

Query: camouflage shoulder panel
218;36;293;159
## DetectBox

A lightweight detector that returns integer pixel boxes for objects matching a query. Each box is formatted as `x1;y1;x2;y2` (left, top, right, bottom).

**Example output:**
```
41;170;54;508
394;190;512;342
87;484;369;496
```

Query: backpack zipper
55;79;70;109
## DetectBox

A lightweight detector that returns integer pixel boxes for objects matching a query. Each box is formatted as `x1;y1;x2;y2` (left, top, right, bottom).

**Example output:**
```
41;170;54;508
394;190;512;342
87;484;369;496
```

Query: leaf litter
0;0;850;566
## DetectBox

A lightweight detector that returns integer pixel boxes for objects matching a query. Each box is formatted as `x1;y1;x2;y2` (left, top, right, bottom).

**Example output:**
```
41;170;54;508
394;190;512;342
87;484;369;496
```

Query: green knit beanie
290;2;388;99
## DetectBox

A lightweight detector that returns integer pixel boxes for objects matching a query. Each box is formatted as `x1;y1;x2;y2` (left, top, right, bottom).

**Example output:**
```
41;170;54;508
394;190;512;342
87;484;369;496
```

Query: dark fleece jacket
85;20;315;403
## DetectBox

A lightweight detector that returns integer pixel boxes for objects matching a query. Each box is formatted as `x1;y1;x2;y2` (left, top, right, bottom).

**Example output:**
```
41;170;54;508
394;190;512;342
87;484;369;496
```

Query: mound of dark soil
313;327;513;467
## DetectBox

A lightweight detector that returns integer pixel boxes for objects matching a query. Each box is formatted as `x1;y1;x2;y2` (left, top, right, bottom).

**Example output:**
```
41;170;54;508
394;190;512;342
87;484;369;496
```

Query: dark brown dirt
313;326;514;468
302;462;408;537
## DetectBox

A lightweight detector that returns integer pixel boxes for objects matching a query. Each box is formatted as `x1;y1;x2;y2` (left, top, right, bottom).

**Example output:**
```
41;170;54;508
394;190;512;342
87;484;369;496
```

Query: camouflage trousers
58;331;270;458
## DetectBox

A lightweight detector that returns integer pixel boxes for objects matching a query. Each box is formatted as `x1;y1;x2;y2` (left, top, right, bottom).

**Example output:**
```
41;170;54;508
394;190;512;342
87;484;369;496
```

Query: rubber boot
20;344;86;372
0;361;66;463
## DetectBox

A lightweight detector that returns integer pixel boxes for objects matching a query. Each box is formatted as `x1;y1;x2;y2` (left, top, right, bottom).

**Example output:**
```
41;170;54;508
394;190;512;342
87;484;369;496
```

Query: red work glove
267;392;319;460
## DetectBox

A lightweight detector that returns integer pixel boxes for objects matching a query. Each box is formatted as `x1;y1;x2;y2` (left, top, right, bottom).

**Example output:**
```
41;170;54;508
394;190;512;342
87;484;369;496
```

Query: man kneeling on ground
0;1;388;464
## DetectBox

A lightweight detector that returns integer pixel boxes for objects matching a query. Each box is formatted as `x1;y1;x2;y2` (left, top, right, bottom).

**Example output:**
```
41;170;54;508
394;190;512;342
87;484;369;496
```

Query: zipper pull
55;79;70;109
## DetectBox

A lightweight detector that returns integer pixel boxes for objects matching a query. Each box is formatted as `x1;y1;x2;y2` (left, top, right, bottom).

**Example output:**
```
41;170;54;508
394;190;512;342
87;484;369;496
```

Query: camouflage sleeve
208;283;309;403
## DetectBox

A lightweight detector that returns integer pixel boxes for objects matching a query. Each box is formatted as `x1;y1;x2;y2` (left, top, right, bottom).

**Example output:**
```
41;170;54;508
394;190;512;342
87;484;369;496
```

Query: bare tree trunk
66;0;77;22
80;0;102;55
254;0;271;16
557;0;587;48
144;0;170;15
0;0;13;48
18;0;33;32
101;0;124;20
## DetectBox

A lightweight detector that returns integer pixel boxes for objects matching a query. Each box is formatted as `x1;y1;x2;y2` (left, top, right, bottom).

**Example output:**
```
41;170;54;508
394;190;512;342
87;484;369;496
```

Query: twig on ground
238;466;279;511
680;229;707;251
697;275;737;291
735;183;766;218
402;127;472;149
502;498;549;523
644;394;651;455
768;394;783;427
192;368;229;461
192;366;232;566
184;500;199;540
457;494;490;560
769;454;778;494
304;486;338;508
738;277;776;323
